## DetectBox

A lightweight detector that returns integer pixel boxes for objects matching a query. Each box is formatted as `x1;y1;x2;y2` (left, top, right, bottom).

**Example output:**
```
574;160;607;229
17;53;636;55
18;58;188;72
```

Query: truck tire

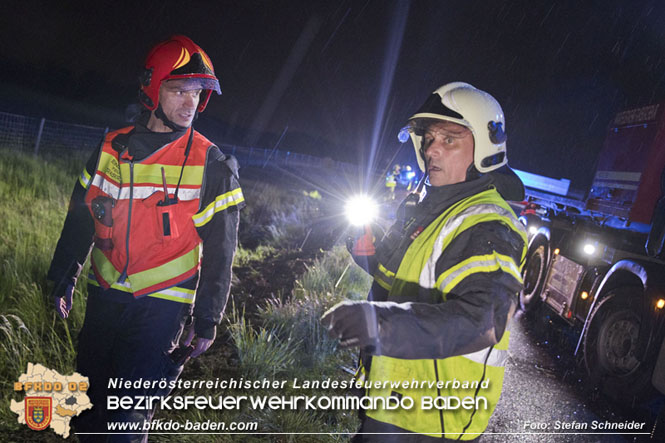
519;240;548;312
583;287;655;402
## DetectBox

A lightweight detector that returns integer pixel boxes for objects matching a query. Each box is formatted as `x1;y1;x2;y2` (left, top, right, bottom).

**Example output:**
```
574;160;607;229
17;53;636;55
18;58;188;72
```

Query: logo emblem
25;397;52;431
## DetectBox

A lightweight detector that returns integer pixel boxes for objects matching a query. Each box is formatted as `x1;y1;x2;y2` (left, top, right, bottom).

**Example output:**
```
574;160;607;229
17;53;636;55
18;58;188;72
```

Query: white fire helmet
400;82;507;174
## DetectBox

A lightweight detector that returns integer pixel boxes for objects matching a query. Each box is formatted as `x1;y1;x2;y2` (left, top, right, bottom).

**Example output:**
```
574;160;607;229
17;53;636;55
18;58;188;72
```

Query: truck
515;102;665;403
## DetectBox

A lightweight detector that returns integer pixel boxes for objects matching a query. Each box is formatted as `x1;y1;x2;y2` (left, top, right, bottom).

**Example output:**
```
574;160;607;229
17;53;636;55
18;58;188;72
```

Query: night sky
2;0;665;193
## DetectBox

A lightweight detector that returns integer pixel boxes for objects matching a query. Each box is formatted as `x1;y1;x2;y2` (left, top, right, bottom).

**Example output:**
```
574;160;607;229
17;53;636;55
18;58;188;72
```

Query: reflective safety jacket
84;127;218;297
49;124;244;338
359;178;527;440
386;172;397;189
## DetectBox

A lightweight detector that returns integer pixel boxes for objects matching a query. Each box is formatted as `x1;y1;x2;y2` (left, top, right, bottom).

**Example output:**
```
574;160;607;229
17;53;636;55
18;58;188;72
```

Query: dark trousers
73;287;192;443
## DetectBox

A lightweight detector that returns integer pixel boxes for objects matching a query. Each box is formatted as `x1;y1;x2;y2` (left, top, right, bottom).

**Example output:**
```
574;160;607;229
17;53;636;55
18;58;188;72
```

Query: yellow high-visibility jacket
358;174;527;440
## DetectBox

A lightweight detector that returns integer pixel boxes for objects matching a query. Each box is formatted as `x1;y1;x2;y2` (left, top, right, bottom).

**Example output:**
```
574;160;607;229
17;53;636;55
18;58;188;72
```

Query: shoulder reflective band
79;169;92;189
373;263;396;291
435;252;522;295
419;202;526;289
193;188;245;227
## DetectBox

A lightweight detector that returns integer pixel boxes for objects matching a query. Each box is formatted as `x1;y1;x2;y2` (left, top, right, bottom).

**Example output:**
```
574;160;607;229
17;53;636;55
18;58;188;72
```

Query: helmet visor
404;118;469;137
163;77;221;95
195;77;221;95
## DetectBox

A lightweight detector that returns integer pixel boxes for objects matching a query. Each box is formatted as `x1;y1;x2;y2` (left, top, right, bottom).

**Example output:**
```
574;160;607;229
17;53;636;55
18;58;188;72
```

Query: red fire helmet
139;35;221;113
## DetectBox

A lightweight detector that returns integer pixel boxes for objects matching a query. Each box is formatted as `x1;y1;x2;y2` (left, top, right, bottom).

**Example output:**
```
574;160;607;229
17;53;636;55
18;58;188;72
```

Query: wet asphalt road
484;308;663;443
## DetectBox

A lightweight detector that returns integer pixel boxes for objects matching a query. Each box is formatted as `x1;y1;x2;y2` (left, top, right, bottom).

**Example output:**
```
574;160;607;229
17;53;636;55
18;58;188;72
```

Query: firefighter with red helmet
47;35;244;441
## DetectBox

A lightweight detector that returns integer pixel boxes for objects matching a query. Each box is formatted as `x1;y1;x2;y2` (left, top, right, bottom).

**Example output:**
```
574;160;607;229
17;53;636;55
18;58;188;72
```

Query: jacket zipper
118;160;134;283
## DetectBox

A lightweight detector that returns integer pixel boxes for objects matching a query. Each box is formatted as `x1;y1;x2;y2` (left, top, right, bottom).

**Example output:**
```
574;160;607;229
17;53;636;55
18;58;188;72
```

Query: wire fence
0;110;357;173
0;111;108;156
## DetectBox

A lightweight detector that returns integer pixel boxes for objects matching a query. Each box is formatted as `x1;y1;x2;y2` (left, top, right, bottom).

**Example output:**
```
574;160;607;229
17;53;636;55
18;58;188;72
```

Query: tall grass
0;150;90;430
258;247;371;372
228;305;298;379
220;246;371;440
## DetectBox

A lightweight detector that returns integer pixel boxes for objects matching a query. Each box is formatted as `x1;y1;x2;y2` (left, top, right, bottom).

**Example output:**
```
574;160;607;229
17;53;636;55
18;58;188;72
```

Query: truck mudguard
577;259;665;362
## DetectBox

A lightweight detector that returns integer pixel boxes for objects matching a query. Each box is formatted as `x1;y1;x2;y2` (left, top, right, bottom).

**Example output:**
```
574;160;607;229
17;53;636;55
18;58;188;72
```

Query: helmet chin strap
466;163;482;181
154;105;198;132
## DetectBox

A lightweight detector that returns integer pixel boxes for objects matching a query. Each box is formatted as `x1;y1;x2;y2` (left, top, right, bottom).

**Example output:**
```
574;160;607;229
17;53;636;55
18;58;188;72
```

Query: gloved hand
54;284;74;319
346;225;376;257
183;324;215;358
321;301;380;353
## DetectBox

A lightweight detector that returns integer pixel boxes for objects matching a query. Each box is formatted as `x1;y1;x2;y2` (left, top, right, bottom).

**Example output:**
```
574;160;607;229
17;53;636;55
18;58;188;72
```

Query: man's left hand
183;325;215;358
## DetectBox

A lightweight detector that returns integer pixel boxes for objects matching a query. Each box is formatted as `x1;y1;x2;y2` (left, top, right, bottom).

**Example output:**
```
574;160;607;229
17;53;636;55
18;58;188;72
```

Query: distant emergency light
398;126;410;143
345;195;379;226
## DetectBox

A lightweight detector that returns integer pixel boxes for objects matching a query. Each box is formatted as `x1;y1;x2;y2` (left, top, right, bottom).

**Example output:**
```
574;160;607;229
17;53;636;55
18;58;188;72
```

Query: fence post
33;117;45;156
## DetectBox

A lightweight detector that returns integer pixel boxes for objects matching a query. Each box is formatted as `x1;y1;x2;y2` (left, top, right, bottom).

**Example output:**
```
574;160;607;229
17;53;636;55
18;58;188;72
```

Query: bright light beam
364;1;410;189
345;195;379;226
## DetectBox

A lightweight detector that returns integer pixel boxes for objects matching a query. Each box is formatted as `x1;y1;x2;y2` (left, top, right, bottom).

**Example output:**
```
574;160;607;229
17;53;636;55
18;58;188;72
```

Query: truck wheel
519;242;547;312
583;288;655;402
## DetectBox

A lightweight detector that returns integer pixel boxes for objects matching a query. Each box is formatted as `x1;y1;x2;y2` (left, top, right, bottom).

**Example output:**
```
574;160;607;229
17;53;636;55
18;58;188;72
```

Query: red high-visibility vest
84;126;212;297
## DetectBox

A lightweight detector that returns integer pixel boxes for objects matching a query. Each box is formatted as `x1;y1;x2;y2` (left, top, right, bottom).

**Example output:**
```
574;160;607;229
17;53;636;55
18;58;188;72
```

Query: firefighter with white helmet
405;81;508;175
323;82;526;441
48;35;245;441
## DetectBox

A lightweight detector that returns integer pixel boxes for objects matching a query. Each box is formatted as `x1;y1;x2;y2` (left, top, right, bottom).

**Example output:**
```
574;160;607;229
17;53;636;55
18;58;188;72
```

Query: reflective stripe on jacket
366;187;527;439
84;126;212;299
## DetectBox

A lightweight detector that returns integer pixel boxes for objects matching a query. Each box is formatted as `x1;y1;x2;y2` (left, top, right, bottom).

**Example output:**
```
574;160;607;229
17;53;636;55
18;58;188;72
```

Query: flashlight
583;243;596;255
345;195;379;226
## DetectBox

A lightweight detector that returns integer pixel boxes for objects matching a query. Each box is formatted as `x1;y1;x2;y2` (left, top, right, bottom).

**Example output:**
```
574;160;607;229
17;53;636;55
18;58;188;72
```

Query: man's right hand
321;301;380;353
54;284;74;319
